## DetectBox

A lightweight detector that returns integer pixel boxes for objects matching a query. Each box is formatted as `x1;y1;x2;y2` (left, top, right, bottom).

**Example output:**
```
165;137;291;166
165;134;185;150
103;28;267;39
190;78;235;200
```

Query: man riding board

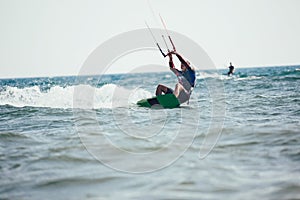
156;51;196;104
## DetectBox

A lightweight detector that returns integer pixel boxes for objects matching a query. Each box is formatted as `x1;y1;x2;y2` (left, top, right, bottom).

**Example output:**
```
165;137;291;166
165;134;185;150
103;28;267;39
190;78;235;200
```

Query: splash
197;72;232;80
0;84;152;109
197;72;263;81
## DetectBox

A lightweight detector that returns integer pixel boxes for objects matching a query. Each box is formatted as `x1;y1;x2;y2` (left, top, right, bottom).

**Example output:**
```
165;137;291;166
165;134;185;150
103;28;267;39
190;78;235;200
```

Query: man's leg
156;84;167;96
174;83;185;97
174;83;190;103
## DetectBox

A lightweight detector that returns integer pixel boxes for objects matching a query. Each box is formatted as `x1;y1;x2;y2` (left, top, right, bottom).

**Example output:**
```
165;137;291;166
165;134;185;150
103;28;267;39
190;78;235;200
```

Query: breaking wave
0;84;152;109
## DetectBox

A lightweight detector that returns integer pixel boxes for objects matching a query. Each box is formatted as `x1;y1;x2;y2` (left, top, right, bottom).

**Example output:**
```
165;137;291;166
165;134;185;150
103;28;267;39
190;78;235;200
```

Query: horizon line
0;64;299;80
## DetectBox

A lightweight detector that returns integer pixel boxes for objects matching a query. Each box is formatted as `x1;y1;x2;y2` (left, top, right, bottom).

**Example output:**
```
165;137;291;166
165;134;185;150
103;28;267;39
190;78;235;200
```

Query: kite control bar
145;15;176;58
159;14;176;52
145;21;167;57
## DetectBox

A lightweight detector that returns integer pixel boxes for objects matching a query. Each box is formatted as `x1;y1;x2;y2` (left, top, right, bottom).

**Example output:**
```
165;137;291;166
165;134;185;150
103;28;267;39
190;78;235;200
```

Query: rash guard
169;53;196;90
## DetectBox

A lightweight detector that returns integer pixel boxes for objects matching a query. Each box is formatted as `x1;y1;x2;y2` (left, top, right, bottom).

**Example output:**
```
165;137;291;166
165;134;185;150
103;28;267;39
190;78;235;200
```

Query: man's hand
167;51;173;58
167;50;176;55
172;50;179;56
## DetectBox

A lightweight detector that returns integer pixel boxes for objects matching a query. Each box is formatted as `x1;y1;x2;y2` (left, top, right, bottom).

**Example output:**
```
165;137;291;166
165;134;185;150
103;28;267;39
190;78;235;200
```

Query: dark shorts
165;87;174;94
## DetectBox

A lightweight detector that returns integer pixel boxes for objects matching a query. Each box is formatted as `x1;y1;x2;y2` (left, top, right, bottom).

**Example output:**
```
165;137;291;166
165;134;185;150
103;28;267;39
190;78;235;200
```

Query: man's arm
168;52;180;76
168;53;175;69
174;52;191;69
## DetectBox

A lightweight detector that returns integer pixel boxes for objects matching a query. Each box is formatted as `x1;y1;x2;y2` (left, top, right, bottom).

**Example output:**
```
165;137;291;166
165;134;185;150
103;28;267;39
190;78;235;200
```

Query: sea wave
196;72;263;81
0;84;152;109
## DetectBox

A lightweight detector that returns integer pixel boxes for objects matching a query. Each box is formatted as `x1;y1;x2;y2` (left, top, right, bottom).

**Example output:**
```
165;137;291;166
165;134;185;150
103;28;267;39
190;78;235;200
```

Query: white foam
197;72;231;80
0;84;152;109
197;72;262;81
235;76;262;81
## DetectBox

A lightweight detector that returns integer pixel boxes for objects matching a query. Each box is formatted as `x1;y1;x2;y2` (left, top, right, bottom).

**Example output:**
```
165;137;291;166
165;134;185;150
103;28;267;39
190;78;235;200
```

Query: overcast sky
0;0;299;78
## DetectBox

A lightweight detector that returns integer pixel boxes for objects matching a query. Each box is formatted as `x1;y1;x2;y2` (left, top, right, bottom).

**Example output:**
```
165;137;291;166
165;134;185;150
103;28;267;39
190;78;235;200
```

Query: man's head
181;60;190;71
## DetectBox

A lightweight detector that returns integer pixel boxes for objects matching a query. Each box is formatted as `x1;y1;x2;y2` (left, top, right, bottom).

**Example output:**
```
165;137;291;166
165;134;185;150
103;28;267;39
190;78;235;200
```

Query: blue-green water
0;66;300;199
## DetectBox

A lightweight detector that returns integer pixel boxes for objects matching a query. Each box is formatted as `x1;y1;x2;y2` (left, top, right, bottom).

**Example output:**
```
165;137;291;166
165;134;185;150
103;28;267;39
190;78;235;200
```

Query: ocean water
0;66;300;199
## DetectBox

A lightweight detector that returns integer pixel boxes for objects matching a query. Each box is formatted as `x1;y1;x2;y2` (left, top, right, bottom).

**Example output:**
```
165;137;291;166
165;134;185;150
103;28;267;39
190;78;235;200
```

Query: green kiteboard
137;93;180;108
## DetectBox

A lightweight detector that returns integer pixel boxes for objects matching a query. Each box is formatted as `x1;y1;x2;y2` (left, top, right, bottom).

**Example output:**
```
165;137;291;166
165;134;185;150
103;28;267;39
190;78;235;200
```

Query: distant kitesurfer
228;62;235;76
156;51;196;104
